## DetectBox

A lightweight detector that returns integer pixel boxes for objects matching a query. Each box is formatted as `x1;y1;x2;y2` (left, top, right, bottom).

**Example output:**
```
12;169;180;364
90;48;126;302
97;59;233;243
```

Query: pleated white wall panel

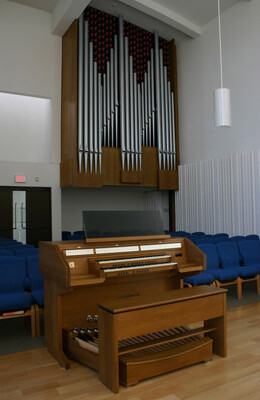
175;150;260;236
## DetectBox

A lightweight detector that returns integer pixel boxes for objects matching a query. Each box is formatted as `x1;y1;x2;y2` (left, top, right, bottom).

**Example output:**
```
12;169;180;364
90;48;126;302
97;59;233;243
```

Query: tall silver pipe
110;47;115;148
98;73;103;173
89;42;94;173
141;81;145;146
114;35;119;147
167;81;173;170
150;48;155;147
103;73;107;146
147;60;152;147
144;72;148;147
106;60;111;147
93;61;98;173
83;19;89;173
129;55;135;170
137;83;142;170
159;48;166;170
78;14;84;173
171;91;176;170
154;31;162;169
134;72;139;170
124;36;130;171
163;66;170;170
119;16;125;170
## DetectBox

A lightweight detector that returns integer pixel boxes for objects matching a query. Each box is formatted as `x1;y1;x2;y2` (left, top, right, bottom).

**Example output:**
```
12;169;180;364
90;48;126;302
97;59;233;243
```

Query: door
0;187;52;246
0;189;12;238
26;188;52;247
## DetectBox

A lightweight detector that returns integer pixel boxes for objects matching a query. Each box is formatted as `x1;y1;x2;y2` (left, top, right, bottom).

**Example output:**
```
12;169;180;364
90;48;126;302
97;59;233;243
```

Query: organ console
39;234;227;392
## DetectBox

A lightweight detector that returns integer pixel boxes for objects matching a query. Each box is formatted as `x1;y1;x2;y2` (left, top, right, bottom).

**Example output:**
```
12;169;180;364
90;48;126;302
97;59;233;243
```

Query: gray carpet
0;284;259;356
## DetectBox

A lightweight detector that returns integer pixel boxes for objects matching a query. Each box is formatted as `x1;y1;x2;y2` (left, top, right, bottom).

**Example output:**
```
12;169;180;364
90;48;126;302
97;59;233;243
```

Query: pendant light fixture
214;0;231;127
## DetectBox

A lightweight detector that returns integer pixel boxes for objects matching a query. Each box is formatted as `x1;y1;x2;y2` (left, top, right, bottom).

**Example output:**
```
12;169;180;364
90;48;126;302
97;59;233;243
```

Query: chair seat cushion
0;292;33;313
242;263;260;273
184;272;215;286
234;266;259;278
31;290;44;307
210;268;238;281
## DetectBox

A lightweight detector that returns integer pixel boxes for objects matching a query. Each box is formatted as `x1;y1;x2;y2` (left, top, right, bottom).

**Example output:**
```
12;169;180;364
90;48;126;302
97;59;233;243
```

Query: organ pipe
77;13;177;174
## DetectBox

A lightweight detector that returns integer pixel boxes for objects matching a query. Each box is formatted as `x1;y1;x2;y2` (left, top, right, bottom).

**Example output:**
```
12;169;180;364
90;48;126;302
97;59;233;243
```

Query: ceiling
6;0;243;39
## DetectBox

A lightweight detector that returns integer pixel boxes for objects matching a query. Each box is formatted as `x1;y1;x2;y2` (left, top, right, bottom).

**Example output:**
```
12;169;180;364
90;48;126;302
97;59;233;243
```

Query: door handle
13;202;17;230
21;202;26;229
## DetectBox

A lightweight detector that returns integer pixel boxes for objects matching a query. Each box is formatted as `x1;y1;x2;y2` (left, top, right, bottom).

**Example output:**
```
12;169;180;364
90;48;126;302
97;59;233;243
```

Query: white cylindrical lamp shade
214;88;231;127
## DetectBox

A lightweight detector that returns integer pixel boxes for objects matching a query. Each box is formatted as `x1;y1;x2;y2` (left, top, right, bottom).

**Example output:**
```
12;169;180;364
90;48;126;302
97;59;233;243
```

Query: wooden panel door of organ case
0;189;12;238
26;188;52;247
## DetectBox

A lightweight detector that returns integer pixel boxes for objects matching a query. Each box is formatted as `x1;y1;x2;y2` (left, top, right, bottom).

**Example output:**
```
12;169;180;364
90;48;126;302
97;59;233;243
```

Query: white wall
175;0;260;235
0;1;62;240
177;0;260;165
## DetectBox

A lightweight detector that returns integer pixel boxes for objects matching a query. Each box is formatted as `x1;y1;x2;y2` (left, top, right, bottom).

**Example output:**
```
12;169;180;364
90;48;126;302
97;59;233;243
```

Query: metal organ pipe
159;48;166;170
106;60;111;147
154;31;162;170
98;73;103;173
129;55;135;170
114;35;119;148
119;16;125;170
78;15;177;174
78;15;84;173
110;47;115;148
167;81;173;170
163;66;170;171
89;42;94;173
124;36;130;171
84;20;89;173
150;49;155;147
93;61;98;173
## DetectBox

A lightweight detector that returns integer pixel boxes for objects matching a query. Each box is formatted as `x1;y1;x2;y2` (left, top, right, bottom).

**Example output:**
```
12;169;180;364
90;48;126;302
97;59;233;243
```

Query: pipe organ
61;6;179;189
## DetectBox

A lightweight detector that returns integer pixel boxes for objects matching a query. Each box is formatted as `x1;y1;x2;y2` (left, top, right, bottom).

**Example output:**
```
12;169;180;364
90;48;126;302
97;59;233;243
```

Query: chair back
197;244;220;270
14;248;39;257
0;257;26;293
214;233;229;238
214;237;230;244
230;235;245;242
245;234;259;241
0;250;13;256
216;242;240;268
26;256;43;292
238;240;260;265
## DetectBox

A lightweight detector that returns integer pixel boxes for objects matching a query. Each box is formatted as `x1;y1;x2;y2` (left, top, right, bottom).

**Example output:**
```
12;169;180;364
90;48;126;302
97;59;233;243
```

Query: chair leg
31;305;36;338
35;304;40;337
257;275;260;295
237;277;242;299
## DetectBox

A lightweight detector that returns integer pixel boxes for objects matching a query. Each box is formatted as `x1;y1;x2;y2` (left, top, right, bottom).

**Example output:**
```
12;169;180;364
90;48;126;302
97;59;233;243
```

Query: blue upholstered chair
26;255;44;337
214;237;230;244
217;242;260;298
214;233;229;238
238;240;260;271
183;243;216;287
195;238;214;245
245;234;259;241
7;244;34;251
0;250;13;256
197;244;240;296
0;256;36;337
62;231;71;240
230;236;245;243
14;248;39;257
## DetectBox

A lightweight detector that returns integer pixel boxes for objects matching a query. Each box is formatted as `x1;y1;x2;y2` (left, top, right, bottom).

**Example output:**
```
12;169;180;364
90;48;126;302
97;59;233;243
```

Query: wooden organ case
60;6;179;190
39;235;227;392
